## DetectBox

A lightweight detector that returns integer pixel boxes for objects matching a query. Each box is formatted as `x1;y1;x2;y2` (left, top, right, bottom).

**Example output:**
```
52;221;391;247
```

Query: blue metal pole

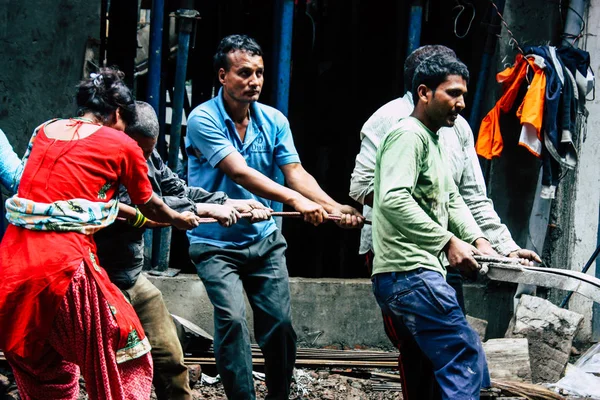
271;0;294;219
273;0;294;115
143;0;164;272
168;9;198;171
146;0;164;113
152;9;197;272
406;1;423;56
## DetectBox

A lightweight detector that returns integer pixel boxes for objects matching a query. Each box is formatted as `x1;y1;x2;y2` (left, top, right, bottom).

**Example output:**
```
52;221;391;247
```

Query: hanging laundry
475;53;546;159
557;46;595;97
475;45;593;199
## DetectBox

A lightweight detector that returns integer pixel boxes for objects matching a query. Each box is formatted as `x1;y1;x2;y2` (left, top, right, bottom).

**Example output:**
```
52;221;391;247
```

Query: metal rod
561;0;587;48
272;0;294;116
167;9;199;171
99;0;108;66
151;225;172;272
560;242;600;308
197;211;372;225
157;8;171;159
270;0;295;221
147;0;165;113
406;0;424;56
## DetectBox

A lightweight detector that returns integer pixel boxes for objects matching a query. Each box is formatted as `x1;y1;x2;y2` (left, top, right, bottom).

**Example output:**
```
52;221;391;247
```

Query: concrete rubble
483;338;532;382
467;315;489;342
505;295;584;383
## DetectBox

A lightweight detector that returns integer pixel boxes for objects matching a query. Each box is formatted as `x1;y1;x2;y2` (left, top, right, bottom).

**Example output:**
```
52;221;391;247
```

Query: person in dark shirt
95;101;270;400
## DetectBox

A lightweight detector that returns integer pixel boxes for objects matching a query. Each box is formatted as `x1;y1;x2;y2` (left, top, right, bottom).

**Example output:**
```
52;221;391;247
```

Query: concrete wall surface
149;274;515;350
0;0;99;155
566;0;600;341
482;0;599;342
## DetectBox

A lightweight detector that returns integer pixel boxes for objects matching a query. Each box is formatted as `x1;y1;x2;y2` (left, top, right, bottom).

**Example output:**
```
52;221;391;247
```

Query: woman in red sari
0;68;200;399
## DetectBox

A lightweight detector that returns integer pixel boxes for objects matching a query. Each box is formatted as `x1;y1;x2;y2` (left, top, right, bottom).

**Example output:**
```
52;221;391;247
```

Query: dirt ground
1;363;590;399
0;365;402;400
187;369;403;400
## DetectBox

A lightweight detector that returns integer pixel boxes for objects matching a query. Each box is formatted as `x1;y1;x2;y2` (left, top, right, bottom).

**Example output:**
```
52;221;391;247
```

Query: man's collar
216;87;266;128
403;92;439;136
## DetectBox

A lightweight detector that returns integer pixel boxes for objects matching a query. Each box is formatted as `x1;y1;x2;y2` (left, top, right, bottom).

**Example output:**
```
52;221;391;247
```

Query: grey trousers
190;230;297;400
123;274;192;400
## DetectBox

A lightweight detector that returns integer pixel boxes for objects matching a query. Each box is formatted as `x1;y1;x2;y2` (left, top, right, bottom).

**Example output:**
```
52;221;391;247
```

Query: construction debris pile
1;296;597;400
0;353;591;400
189;369;403;400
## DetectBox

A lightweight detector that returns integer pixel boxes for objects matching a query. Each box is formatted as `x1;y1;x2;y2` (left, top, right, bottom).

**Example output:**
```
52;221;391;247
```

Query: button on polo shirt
185;88;300;248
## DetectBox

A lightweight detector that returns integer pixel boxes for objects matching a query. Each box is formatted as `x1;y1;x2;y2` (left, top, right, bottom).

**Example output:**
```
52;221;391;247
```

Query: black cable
545;0;586;46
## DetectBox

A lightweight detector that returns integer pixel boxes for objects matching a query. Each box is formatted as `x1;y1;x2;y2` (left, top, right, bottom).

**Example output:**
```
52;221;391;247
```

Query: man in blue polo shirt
185;34;363;400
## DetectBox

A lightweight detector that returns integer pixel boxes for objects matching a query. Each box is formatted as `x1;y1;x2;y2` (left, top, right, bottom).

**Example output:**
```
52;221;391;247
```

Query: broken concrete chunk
505;295;583;383
466;315;488;342
187;364;202;386
483;338;532;382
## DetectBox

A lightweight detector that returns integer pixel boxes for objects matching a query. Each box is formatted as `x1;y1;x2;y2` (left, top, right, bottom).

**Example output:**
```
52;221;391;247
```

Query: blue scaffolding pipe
167;10;197;171
271;0;294;216
154;9;197;271
272;0;294;116
146;0;164;114
406;1;423;56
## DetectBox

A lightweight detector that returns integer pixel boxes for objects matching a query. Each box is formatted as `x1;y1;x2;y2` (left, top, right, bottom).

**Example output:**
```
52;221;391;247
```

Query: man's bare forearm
228;165;304;207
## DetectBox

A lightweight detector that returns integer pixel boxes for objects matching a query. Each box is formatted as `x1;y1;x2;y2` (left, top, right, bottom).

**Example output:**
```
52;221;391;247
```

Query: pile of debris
1;296;596;399
0;358;582;400
188;369;403;400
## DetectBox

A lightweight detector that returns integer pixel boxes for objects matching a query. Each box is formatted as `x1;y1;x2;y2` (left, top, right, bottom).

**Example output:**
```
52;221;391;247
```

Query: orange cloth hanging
475;54;546;159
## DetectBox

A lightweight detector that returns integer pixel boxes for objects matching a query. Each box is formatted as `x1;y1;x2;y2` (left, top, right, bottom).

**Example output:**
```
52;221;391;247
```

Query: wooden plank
483;339;532;383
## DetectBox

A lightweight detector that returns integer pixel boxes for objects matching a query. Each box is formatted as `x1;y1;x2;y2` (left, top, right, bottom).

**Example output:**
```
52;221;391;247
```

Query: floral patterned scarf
5;119;119;234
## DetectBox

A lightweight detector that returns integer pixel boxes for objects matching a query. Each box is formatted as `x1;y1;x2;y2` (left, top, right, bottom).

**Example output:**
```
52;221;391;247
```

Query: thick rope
198;211;372;225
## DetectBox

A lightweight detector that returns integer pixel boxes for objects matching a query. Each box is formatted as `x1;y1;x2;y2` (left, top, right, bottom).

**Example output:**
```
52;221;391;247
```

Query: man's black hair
404;45;457;92
213;34;263;73
411;54;469;101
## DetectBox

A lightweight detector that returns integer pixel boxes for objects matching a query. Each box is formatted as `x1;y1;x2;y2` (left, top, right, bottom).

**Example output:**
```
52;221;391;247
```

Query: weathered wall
483;0;599;341
561;0;600;341
0;0;99;155
150;274;514;350
484;0;561;249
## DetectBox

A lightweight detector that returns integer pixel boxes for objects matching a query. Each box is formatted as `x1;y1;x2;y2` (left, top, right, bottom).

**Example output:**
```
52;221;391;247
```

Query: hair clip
90;72;103;88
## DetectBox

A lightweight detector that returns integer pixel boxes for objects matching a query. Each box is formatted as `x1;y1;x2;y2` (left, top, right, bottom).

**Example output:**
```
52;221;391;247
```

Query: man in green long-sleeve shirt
371;54;489;400
372;114;483;278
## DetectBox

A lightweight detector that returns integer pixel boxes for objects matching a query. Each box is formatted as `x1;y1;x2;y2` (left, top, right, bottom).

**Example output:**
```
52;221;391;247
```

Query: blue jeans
190;231;296;400
372;269;489;400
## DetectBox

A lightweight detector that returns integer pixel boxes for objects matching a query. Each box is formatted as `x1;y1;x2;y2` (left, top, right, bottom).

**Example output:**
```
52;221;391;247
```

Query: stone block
505;295;584;383
466;315;488;342
483;338;532;382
